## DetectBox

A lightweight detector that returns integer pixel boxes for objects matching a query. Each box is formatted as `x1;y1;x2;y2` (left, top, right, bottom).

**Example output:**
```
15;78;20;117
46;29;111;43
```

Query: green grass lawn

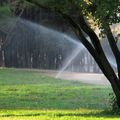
0;68;120;120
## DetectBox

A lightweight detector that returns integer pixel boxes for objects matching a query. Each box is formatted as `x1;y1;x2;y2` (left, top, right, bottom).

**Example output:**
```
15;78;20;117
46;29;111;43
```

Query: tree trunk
106;26;120;79
98;54;120;107
0;50;5;67
56;10;120;107
77;30;120;107
76;14;120;107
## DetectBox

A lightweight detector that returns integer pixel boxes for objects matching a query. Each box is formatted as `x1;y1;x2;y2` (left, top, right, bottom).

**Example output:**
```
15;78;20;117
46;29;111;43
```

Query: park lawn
0;68;120;120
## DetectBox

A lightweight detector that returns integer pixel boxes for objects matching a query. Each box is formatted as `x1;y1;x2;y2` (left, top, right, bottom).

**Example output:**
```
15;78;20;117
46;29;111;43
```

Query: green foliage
109;92;120;114
86;0;120;30
26;0;120;31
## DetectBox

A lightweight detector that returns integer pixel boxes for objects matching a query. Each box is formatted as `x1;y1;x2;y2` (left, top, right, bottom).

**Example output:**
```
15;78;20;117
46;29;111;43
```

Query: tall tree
18;0;120;106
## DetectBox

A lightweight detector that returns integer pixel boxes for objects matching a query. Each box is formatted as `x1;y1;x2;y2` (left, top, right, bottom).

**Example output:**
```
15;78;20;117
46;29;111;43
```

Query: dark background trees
0;0;100;73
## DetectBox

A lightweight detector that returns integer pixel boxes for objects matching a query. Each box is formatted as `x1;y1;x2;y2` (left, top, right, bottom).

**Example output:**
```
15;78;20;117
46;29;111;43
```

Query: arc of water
0;0;25;49
107;56;117;68
20;20;85;77
0;16;85;73
56;44;84;78
3;8;24;47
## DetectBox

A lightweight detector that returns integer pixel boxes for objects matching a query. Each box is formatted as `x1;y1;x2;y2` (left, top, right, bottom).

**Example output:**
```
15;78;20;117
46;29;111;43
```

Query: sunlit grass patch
0;109;120;120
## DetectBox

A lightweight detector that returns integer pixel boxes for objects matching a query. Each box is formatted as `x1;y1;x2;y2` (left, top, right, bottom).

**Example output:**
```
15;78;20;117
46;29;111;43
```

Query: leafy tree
17;0;120;107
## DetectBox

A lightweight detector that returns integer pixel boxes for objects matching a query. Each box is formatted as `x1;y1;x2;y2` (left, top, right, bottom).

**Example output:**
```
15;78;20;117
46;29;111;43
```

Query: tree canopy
25;0;120;31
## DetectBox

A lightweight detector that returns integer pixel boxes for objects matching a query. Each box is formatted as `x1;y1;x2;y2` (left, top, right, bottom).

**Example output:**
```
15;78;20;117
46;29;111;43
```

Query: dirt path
42;70;110;85
15;68;110;85
55;72;110;85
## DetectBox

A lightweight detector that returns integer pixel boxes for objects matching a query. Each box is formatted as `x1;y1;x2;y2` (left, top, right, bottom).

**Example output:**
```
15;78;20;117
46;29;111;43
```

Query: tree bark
106;26;120;79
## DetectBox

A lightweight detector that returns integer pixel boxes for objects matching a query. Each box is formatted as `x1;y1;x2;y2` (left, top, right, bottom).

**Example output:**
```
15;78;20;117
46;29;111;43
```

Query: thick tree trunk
98;54;120;107
56;11;120;107
106;26;120;79
76;14;120;107
77;29;120;107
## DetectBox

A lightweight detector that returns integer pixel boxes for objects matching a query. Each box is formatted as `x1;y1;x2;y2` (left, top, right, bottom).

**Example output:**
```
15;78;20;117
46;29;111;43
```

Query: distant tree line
0;2;102;72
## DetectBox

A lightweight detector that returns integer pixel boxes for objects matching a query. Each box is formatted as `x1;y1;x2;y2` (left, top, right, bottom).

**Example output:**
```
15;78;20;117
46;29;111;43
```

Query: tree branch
106;26;120;79
25;0;51;10
78;14;103;54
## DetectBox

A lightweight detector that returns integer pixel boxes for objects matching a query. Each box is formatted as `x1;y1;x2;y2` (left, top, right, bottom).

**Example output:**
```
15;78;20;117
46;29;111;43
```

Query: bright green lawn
0;68;120;120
